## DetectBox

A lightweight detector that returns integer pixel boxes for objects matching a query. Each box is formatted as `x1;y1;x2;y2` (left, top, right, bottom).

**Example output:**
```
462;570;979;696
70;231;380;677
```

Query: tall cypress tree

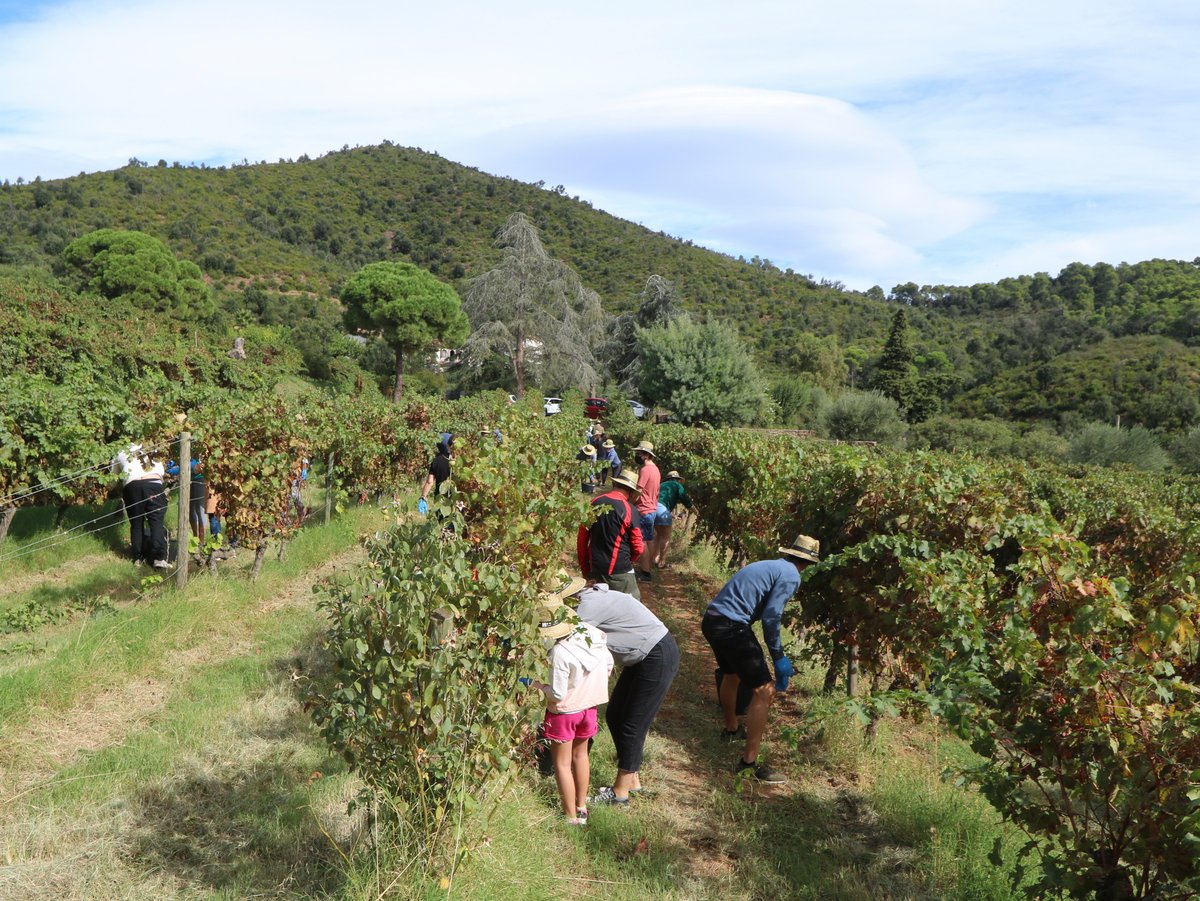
870;309;918;413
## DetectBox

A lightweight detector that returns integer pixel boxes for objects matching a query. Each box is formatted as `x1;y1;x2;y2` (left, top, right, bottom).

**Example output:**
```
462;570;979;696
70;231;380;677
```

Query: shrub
818;390;907;445
1067;423;1169;471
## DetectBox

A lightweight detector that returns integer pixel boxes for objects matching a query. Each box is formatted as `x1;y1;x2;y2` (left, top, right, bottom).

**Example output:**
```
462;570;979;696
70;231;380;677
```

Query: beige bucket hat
611;468;640;493
779;534;820;564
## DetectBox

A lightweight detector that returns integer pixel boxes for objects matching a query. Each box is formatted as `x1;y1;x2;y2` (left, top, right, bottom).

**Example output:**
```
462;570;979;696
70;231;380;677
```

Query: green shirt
657;479;692;511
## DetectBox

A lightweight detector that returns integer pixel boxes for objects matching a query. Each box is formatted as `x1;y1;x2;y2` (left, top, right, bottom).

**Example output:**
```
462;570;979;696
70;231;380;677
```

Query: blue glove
774;656;794;691
518;677;533;687
417;497;428;515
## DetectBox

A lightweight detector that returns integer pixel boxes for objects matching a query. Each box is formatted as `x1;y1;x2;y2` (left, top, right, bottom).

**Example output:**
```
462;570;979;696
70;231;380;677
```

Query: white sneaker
153;559;170;570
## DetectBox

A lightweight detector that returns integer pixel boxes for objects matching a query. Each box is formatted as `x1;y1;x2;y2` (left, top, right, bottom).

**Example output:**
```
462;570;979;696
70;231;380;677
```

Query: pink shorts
542;707;598;743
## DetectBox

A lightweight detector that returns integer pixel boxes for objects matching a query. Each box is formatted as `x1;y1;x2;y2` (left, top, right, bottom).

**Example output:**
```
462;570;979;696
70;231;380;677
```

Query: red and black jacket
577;489;644;578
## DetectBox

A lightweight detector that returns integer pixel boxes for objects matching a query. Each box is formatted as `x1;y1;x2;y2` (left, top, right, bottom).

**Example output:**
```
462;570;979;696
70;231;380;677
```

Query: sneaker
565;815;587;826
636;570;652;583
152;559;170;570
591;786;630;805
734;758;787;784
721;724;747;742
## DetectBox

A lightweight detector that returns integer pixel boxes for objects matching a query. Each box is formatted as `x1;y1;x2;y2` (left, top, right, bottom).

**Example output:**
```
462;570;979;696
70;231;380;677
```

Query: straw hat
634;440;655;458
582;444;597;456
537;573;588;640
779;534;820;564
602;439;615;450
547;572;588;602
611;468;640;493
666;470;682;480
535;598;575;641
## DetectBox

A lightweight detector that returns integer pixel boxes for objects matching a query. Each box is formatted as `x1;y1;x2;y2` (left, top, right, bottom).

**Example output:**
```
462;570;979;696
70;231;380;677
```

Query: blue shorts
639;516;655;544
653;502;672;527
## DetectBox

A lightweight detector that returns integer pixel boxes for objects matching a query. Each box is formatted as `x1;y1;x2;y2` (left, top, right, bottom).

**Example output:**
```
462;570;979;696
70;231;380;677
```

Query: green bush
818;390;907;445
1067;422;1169;471
1170;426;1200;474
910;416;1018;456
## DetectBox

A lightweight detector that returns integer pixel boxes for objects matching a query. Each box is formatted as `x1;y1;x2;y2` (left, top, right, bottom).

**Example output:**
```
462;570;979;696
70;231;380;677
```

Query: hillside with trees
2;142;1199;451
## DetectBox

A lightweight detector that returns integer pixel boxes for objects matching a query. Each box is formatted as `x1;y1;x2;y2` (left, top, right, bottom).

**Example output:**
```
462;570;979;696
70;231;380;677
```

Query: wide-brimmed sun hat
535;598;575;641
666;470;682;479
546;572;588;602
537;573;588;640
634;440;655;458
779;534;820;564
611;469;640;493
583;444;597;456
602;439;616;449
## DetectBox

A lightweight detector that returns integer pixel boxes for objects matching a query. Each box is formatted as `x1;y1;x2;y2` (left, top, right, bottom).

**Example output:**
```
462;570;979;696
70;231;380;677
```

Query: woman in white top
110;443;169;568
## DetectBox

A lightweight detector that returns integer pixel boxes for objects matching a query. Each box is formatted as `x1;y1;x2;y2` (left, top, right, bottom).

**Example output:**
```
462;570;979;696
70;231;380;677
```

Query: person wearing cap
649;470;694;571
701;534;821;784
632;441;660;583
577;468;645;600
566;579;680;804
418;433;453;515
525;578;614;825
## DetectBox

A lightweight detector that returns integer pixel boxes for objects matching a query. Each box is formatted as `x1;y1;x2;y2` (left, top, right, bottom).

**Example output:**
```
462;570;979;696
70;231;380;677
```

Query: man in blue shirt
701;534;820;784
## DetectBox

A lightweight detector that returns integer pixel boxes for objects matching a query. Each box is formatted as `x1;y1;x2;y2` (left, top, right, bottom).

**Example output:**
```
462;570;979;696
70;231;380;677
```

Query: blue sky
0;0;1196;291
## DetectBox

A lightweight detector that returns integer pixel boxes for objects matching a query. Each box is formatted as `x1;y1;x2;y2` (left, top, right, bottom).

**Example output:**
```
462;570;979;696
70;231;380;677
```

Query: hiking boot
734;758;787;784
721;724;747;742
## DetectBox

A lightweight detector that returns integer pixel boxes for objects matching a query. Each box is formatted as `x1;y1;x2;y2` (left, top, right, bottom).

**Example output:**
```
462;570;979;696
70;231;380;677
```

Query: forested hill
0;143;896;353
1;142;1199;432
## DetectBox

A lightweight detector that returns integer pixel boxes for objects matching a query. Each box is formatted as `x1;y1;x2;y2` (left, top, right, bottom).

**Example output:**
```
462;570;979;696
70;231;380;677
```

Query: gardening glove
518;677;533;687
417;497;428;516
774;656;794;692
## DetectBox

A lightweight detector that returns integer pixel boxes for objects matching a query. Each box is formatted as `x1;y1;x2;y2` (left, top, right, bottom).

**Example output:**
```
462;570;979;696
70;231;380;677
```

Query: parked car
628;399;648;419
584;397;609;419
543;397;562;416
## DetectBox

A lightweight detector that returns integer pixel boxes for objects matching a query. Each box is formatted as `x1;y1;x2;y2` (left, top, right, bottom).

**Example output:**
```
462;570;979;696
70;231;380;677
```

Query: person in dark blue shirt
701;534;820;784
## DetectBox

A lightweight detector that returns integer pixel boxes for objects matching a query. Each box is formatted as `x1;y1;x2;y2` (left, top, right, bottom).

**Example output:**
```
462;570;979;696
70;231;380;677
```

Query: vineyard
3;390;1200;898
649;426;1200;898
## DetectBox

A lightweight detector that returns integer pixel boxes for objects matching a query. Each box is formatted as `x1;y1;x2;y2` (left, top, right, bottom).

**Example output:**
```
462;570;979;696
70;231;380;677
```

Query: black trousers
123;479;167;563
606;632;680;773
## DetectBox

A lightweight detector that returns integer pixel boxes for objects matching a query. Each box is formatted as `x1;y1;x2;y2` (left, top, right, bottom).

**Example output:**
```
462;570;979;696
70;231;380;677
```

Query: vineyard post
846;641;859;697
176;431;190;590
324;450;334;525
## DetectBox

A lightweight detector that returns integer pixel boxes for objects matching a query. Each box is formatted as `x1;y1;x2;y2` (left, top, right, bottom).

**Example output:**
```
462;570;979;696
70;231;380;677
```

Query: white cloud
0;0;1196;290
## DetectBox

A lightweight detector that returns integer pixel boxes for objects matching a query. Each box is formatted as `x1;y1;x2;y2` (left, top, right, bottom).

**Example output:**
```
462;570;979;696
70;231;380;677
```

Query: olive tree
341;261;469;403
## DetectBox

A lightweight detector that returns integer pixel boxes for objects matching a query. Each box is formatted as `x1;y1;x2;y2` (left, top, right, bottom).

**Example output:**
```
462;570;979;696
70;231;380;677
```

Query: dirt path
0;544;364;812
608;559;920;898
627;564;800;882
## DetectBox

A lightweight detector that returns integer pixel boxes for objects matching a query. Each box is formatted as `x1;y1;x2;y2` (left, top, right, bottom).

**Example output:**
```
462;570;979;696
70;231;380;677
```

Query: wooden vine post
325;450;335;525
176;431;190;590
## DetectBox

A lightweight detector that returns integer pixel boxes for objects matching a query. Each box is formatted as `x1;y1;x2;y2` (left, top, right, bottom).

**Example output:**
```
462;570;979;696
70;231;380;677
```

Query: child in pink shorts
529;578;613;825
